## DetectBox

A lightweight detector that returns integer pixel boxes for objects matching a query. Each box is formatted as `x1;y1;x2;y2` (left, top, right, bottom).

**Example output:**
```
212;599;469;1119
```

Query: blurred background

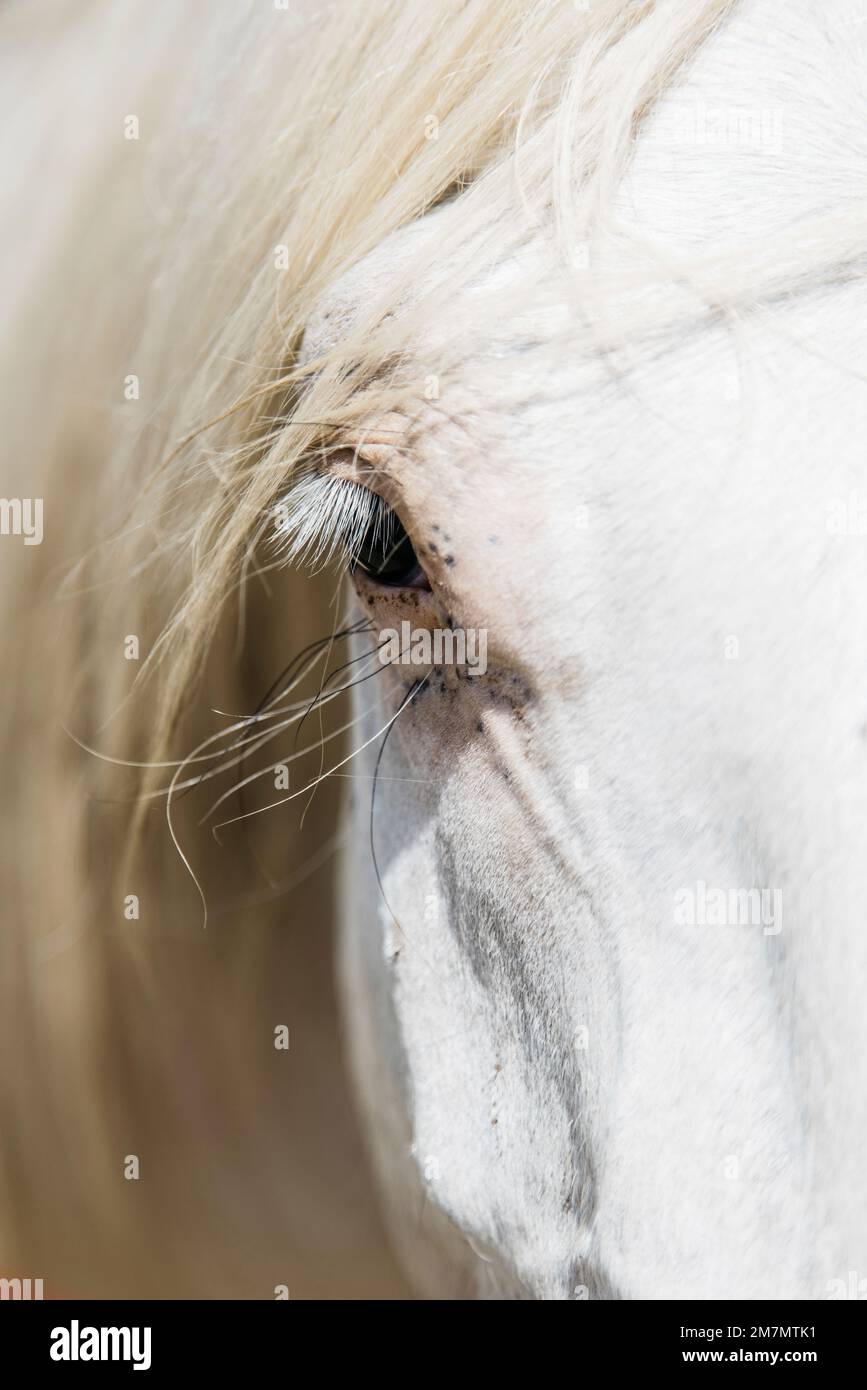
0;0;414;1299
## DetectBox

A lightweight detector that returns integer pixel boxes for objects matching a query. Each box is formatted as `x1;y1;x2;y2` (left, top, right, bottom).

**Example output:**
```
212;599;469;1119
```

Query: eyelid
318;446;370;480
319;414;407;483
319;446;402;512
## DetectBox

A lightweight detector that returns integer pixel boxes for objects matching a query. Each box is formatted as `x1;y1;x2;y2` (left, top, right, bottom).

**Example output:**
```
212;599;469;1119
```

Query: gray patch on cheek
434;830;602;1261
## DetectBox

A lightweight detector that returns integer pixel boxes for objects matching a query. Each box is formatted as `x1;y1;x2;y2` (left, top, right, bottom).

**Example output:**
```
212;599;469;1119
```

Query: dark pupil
354;506;419;584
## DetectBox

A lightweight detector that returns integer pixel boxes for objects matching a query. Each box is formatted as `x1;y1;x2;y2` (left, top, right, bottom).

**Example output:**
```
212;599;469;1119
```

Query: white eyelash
272;471;394;573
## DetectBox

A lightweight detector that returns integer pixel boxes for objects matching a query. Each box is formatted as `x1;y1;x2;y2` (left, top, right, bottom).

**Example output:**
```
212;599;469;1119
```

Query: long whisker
61;624;363;775
166;625;369;807
201;645;394;807
161;639;344;922
104;631;381;805
165;716;242;931
210;670;432;840
145;654;390;802
212;627;377;740
225;637;389;813
291;632;396;752
199;687;392;824
237;619;371;721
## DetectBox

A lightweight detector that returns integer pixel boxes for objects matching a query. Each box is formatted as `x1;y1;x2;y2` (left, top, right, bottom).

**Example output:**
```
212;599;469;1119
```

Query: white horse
2;0;866;1300
295;0;867;1298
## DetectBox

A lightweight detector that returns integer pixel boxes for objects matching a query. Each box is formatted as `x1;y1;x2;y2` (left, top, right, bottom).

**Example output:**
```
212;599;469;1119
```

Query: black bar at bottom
0;1298;862;1374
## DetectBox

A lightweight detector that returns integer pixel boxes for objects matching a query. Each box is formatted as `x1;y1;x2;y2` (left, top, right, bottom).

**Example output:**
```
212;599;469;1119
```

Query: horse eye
352;500;430;590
